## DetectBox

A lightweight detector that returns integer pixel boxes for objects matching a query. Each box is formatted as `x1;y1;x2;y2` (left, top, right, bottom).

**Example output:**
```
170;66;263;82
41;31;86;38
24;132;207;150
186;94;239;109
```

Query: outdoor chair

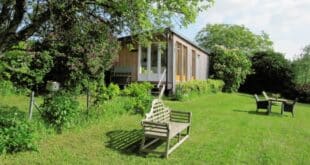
254;94;271;113
281;99;298;117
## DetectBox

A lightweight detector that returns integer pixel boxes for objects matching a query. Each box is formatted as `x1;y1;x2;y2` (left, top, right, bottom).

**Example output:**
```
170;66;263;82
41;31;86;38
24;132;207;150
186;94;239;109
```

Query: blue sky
176;0;310;60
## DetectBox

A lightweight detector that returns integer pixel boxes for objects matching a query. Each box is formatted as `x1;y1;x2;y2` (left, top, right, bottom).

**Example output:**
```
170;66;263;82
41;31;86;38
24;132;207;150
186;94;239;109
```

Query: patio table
267;98;288;114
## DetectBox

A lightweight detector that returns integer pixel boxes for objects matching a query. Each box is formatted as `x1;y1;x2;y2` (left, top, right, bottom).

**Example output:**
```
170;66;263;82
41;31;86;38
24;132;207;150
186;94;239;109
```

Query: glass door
138;43;166;82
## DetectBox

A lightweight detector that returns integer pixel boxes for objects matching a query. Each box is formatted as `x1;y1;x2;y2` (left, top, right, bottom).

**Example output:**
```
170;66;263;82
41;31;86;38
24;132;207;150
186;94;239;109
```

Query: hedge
175;79;225;100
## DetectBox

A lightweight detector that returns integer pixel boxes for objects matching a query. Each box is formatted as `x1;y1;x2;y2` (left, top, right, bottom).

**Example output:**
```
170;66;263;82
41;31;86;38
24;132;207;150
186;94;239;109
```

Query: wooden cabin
109;28;209;93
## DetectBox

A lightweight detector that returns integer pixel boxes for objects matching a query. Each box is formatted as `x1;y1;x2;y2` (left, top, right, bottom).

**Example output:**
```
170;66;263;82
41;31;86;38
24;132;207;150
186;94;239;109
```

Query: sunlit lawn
0;93;310;164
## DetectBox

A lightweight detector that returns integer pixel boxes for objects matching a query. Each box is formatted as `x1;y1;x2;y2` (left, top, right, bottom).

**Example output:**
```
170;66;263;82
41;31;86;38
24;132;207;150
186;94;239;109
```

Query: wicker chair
281;99;298;117
254;94;271;113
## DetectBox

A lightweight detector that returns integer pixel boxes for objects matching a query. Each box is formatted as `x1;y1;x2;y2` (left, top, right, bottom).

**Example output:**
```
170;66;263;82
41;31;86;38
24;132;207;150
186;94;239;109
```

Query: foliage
211;46;252;92
0;80;16;96
41;92;79;133
0;0;214;53
107;83;121;100
42;21;119;90
292;44;310;84
239;51;295;97
122;82;153;115
0;110;36;154
295;84;310;103
0;42;53;90
175;79;224;100
0;80;31;96
94;83;120;105
196;24;273;56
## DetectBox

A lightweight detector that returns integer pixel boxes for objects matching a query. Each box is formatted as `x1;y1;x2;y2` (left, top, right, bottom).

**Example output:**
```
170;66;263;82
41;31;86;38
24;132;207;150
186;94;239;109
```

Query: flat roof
118;28;210;55
167;28;210;55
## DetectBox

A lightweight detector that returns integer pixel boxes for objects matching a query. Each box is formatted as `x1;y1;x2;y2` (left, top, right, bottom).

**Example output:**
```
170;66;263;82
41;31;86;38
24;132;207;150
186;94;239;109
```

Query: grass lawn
1;93;310;164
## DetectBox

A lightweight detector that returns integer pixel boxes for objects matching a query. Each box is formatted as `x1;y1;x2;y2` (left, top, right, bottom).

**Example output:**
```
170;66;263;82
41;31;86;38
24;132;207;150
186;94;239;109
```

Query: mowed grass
1;93;310;164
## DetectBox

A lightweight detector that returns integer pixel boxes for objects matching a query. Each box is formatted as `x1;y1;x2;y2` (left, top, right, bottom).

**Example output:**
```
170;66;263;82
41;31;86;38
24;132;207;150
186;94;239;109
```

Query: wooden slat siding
173;34;209;82
114;43;138;81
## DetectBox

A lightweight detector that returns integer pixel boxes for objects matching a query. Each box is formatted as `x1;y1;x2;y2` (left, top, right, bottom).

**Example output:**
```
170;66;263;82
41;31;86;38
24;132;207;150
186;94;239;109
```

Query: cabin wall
171;34;209;84
113;44;138;81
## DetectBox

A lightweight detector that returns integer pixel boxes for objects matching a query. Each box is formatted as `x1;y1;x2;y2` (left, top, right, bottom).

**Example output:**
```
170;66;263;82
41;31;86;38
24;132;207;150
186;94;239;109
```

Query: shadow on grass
105;129;165;157
233;109;283;117
0;105;27;120
105;129;144;156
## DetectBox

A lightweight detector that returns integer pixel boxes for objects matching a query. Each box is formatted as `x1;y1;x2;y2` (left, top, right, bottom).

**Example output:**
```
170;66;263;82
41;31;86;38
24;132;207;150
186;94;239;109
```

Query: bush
295;84;310;103
94;83;120;105
41;92;79;133
0;80;16;96
175;79;224;101
123;82;153;115
0;114;36;154
107;83;120;100
0;80;30;96
239;51;295;95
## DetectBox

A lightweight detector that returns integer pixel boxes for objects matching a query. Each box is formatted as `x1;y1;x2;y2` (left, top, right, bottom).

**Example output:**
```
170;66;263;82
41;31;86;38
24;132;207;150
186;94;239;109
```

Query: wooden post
28;91;34;120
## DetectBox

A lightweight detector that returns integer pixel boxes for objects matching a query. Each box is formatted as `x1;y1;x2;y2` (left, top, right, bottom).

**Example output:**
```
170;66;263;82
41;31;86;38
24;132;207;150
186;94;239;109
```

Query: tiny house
109;28;209;93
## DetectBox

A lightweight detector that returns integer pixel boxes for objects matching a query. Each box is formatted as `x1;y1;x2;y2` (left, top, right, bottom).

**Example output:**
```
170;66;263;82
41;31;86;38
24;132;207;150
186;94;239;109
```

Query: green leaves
40;92;79;133
122;82;153;115
212;46;252;92
196;24;273;56
0;113;36;154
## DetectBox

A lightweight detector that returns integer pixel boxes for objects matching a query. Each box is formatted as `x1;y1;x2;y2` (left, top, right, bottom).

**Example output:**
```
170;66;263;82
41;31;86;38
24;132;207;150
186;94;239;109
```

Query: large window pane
141;47;147;73
161;45;167;73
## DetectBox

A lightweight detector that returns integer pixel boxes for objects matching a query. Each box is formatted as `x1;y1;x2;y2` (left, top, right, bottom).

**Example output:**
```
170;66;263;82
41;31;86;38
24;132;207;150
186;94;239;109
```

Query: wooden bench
140;99;191;158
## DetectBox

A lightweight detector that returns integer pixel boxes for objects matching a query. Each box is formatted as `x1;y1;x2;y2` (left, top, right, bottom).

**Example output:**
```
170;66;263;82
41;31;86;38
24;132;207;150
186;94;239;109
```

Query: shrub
123;82;153;115
0;80;15;96
107;83;120;100
239;51;295;95
0;114;36;154
94;83;120;105
41;92;79;133
295;84;310;103
0;80;31;96
175;79;224;101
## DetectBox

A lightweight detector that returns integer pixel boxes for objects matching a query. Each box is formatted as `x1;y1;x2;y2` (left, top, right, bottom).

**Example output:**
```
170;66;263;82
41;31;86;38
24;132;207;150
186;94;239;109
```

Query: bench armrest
170;110;192;123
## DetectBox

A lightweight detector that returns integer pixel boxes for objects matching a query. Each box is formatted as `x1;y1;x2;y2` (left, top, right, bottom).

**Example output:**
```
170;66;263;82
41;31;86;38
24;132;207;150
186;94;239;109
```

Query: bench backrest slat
262;91;269;100
144;99;170;123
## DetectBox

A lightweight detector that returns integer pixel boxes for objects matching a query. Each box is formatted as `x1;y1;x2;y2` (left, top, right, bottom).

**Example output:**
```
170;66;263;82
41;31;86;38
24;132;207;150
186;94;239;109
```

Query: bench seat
144;122;190;139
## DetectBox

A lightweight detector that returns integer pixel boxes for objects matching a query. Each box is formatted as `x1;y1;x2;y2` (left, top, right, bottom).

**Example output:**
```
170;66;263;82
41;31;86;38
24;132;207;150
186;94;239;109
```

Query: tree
196;24;273;56
0;0;214;54
195;24;268;92
292;44;310;84
239;51;295;96
211;46;251;92
0;42;53;91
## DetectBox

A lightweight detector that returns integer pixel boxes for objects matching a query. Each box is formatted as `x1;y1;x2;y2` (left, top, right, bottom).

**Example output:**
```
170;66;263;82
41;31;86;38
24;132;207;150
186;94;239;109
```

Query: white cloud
177;0;310;59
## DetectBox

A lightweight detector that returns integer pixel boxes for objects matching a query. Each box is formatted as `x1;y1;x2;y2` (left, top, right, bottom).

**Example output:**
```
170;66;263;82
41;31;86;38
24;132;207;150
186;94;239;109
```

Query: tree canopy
195;24;273;56
211;46;252;92
0;0;214;54
239;50;295;96
292;44;310;84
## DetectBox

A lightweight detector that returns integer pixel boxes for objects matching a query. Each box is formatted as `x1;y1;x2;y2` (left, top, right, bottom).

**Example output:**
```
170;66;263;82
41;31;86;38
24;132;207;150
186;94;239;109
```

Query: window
160;45;167;73
141;46;148;73
151;43;158;73
176;42;182;76
192;50;196;79
183;45;188;80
